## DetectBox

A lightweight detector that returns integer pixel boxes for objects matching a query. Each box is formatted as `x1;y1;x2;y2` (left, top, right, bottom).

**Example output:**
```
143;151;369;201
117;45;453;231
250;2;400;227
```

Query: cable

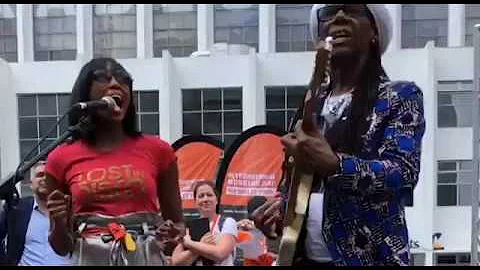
12;107;73;197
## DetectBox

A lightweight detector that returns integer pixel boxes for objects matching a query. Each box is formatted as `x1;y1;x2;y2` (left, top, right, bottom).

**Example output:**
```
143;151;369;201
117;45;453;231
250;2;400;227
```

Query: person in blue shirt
0;161;72;266
252;4;425;266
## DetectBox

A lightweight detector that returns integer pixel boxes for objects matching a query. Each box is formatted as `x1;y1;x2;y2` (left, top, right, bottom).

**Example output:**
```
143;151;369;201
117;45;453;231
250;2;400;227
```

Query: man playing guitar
252;4;425;266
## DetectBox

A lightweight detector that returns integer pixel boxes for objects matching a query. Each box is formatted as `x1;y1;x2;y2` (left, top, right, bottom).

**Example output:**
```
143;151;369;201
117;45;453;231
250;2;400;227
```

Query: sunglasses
317;4;371;23
92;68;131;85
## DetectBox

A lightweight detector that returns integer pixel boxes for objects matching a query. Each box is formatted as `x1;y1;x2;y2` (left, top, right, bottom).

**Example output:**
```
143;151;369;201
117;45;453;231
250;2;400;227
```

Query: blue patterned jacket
288;76;425;266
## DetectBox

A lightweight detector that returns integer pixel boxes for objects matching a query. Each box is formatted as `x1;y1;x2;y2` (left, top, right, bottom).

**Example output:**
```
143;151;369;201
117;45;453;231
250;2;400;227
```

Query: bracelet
334;152;342;174
326;152;342;180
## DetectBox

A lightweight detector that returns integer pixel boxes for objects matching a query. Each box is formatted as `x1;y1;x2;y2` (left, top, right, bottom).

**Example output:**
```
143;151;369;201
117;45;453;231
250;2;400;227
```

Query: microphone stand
0;115;91;211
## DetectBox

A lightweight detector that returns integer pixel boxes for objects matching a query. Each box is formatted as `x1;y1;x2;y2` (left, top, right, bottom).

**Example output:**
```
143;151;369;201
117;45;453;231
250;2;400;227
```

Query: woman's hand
41;174;73;256
182;230;194;249
200;232;216;245
47;189;70;227
46;189;73;256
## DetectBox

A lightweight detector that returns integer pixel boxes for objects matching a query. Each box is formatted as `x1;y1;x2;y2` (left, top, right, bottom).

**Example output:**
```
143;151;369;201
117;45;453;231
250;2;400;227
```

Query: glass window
153;4;197;57
182;90;201;111
435;253;473;266
93;4;137;59
203;88;221;110
276;4;314;52
0;4;17;62
437;81;473;128
223;87;242;110
410;253;426;266
18;95;37;117
465;4;480;46
437;160;474;206
17;94;69;163
183;112;201;135
182;87;243;149
133;90;160;135
38;95;57;115
33;4;77;61
265;85;306;131
401;4;448;48
214;4;259;52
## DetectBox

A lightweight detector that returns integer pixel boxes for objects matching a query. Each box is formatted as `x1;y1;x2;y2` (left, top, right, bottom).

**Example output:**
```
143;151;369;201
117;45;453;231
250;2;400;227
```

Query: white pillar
76;4;93;62
0;60;19;178
197;4;213;52
242;48;260;129
448;4;465;47
159;50;182;142
259;4;275;53
385;4;402;53
137;4;153;59
422;41;436;267
17;4;34;62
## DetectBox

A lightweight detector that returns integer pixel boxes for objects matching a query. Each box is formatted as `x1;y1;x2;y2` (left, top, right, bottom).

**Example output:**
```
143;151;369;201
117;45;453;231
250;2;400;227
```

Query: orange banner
176;141;222;210
219;133;284;207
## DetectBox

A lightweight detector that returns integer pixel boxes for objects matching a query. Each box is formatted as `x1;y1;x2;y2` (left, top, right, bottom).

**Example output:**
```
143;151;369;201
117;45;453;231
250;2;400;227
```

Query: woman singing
39;57;184;265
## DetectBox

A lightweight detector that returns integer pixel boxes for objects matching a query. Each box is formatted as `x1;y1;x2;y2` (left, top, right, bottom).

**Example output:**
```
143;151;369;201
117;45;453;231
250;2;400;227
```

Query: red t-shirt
45;135;176;216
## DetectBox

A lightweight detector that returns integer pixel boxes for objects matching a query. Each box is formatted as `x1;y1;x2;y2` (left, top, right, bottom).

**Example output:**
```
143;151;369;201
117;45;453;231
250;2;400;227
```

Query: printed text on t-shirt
76;164;146;202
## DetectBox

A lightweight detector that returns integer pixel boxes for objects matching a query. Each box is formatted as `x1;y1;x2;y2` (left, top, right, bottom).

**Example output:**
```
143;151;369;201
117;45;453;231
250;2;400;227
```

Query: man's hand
281;120;340;176
251;192;283;238
237;219;255;231
156;220;185;243
156;220;185;255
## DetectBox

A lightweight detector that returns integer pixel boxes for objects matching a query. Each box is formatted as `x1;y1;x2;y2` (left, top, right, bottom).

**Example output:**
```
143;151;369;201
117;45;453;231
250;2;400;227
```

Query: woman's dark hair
192;180;218;200
69;57;140;144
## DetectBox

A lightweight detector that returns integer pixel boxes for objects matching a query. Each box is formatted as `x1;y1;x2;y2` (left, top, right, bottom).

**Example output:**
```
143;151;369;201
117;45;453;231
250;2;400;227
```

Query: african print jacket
289;76;425;266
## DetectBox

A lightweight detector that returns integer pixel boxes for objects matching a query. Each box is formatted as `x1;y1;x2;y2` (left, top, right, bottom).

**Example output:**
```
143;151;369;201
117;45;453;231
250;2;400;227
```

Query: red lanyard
210;215;221;233
260;237;268;253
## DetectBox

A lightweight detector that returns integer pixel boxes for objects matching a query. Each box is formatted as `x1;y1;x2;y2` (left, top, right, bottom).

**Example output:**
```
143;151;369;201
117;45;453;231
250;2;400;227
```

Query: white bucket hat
310;4;392;55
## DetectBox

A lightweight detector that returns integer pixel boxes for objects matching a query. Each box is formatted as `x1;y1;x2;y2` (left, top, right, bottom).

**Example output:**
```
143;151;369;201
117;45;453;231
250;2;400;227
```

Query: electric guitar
276;36;333;266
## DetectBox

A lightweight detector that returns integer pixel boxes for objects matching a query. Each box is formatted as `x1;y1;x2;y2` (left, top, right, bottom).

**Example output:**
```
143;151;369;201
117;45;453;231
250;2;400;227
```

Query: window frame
437;160;473;207
265;85;307;131
437;80;474;128
92;4;137;59
182;87;243;149
32;4;77;61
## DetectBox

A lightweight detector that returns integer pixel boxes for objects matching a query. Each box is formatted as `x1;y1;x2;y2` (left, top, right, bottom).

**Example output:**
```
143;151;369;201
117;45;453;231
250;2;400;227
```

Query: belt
73;212;164;266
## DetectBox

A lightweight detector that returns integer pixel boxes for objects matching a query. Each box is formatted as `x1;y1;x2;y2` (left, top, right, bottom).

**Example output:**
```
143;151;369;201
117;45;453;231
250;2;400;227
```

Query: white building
0;4;478;266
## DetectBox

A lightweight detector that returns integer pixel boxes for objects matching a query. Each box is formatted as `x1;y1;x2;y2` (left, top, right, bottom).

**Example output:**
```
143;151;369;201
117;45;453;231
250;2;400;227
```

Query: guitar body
277;166;313;266
276;37;333;266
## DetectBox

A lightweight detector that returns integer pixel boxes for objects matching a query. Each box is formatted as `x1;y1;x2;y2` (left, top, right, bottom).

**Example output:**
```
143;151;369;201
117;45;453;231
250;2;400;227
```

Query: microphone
72;96;117;112
247;196;268;218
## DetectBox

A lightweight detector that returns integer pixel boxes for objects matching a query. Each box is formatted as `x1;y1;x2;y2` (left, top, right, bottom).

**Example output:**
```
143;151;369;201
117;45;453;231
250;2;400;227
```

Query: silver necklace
325;90;353;117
